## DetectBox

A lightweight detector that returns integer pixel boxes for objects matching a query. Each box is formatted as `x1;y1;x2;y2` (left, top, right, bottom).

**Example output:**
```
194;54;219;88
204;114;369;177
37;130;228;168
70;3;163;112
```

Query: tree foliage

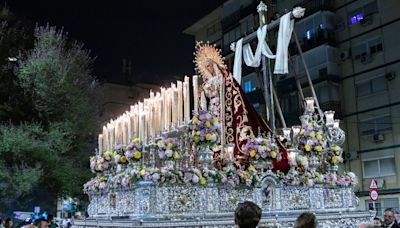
0;7;99;213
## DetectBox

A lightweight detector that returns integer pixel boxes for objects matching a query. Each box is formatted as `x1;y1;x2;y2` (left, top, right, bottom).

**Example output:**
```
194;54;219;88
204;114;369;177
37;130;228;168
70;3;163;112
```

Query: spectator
234;201;262;228
384;208;399;228
35;218;49;228
373;216;383;227
0;218;4;228
47;214;58;228
294;212;317;228
4;218;12;228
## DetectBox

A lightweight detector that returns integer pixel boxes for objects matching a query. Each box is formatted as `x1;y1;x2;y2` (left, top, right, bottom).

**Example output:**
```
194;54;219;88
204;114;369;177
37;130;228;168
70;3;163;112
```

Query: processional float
79;2;374;228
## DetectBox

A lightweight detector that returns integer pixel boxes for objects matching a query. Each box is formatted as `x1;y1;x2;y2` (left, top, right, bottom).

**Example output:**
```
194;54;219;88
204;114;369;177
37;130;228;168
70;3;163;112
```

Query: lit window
363;157;396;178
244;81;252;93
356;76;387;97
359;115;392;136
348;1;378;25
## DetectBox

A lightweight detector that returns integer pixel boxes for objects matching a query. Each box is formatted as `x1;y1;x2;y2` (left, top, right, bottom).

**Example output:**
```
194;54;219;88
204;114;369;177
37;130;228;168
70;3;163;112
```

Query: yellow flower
271;151;277;159
305;144;311;152
104;151;111;157
249;150;256;158
139;169;145;176
173;151;180;159
132;138;140;144
205;121;211;128
192;117;199;125
99;157;104;163
299;129;305;135
332;145;341;152
167;143;173;149
316;134;322;141
332;156;338;164
119;156;127;163
315;172;320;178
200;177;207;185
309;131;316;138
213;117;219;123
194;136;201;143
134;151;141;159
192;130;196;136
205;133;212;141
315;145;323;152
241;171;249;180
248;165;255;172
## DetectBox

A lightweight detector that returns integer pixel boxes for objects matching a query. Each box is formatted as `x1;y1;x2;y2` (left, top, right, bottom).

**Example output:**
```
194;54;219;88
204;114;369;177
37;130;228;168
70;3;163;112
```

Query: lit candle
305;97;315;113
192;75;199;114
184;76;190;124
108;120;115;151
333;119;340;129
324;110;335;127
177;80;183;126
98;134;103;154
200;91;207;111
128;109;133;141
102;126;108;154
138;102;144;142
291;125;301;138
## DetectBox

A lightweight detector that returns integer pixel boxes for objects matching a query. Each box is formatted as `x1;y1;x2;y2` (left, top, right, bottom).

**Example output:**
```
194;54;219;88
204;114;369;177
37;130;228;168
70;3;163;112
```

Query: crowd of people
234;201;400;228
0;214;70;228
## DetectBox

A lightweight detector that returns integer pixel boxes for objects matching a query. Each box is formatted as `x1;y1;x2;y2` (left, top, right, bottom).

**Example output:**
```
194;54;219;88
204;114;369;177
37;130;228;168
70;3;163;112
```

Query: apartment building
184;0;400;215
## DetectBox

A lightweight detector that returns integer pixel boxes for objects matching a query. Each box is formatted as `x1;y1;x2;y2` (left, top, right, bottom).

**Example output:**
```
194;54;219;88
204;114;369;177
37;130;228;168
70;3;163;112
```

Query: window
359;115;392;135
363;157;396;178
356;75;387;97
281;92;299;113
243;81;254;93
348;1;378;25
366;198;399;216
207;22;221;37
352;37;383;60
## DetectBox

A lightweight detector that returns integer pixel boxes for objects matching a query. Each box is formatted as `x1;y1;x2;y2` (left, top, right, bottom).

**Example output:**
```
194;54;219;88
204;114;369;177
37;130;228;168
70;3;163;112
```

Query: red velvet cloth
224;72;290;173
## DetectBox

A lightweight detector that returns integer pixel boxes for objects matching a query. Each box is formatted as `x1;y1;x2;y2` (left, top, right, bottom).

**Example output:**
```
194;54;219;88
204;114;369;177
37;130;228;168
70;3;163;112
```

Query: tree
0;8;99;213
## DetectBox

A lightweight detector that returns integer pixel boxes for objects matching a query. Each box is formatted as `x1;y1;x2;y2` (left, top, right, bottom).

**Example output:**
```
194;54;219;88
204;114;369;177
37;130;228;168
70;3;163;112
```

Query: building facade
184;0;400;216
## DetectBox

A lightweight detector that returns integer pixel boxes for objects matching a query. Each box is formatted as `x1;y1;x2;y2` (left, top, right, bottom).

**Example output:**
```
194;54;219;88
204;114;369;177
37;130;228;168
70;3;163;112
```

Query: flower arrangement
113;144;129;165
156;137;181;161
297;123;327;154
327;145;344;165
244;135;280;161
189;109;221;148
83;175;108;193
125;138;143;163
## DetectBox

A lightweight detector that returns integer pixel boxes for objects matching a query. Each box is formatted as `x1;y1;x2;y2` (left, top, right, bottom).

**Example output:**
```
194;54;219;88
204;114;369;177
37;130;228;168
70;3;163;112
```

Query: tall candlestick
184;76;190;123
102;126;108;154
128;110;133;142
192;75;199;115
108;120;115;151
98;134;103;154
171;83;177;127
139;102;144;143
177;81;183;126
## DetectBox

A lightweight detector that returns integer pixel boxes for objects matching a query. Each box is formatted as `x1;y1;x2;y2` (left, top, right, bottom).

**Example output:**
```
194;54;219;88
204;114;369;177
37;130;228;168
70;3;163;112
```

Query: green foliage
0;9;100;212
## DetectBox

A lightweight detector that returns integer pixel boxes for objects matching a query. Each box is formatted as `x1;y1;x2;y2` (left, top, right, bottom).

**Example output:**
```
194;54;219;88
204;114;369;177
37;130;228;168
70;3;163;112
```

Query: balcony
221;0;257;32
296;0;334;17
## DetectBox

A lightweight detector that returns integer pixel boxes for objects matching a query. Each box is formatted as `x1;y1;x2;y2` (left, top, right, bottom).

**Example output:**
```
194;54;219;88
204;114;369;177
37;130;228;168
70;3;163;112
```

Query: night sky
5;1;224;84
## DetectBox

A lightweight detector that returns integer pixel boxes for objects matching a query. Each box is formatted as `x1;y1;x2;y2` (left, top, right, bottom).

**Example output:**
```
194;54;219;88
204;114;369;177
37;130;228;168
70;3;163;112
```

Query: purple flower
159;151;165;159
125;150;133;158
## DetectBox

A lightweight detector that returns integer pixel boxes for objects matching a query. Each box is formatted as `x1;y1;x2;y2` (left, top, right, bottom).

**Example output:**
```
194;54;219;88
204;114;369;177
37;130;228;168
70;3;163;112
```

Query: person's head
294;212;317;228
47;214;54;223
4;218;12;227
372;216;382;226
234;201;262;228
384;208;396;225
35;218;49;228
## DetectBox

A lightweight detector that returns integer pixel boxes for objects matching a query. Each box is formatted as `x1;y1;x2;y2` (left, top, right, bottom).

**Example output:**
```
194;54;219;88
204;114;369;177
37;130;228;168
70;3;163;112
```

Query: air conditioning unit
345;150;358;161
385;72;396;81
360;54;373;64
340;50;350;61
373;133;385;143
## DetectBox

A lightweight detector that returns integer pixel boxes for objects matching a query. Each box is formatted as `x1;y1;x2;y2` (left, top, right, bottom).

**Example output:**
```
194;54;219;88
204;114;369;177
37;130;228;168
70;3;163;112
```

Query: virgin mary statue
194;42;289;172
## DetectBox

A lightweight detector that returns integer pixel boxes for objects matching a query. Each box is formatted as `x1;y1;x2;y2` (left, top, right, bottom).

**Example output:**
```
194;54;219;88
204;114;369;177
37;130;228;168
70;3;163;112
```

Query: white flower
192;175;200;183
152;173;160;181
165;149;173;157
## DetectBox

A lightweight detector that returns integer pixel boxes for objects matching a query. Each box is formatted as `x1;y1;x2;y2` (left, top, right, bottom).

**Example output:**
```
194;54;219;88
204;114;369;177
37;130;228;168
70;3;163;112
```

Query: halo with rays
194;41;226;80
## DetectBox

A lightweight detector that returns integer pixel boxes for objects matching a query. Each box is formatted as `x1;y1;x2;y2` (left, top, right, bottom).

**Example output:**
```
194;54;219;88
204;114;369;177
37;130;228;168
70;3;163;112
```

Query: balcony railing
296;0;334;17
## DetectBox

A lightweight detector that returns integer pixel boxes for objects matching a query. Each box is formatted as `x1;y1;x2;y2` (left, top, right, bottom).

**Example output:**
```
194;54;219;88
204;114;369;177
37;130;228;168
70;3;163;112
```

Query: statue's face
205;61;215;76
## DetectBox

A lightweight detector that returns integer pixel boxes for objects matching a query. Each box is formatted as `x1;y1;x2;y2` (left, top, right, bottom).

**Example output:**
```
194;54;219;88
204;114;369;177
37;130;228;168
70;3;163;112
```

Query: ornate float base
79;181;373;227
